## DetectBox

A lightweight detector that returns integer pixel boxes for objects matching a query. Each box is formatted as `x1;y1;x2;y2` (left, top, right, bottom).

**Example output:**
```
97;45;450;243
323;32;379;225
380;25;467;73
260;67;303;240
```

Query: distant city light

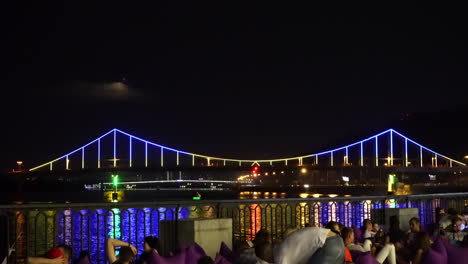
303;184;310;188
301;168;307;173
342;176;349;182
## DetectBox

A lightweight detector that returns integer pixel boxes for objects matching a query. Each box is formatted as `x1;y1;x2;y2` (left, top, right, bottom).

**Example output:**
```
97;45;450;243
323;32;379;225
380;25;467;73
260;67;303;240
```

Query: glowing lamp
112;175;119;186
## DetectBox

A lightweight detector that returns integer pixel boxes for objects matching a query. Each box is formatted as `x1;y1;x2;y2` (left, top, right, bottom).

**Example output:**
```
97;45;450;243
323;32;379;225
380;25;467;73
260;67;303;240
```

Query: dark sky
1;3;467;171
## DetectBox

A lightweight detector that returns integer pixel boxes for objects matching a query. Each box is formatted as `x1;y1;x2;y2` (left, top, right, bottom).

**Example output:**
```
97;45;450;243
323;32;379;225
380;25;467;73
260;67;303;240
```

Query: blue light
29;127;466;171
405;138;408;167
391;129;465;166
145;142;148;168
129;137;132;168
360;142;363;166
312;129;392;157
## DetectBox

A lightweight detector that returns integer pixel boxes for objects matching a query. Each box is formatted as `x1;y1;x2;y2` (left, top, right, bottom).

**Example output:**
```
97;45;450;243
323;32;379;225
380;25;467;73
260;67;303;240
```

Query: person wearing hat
27;245;72;264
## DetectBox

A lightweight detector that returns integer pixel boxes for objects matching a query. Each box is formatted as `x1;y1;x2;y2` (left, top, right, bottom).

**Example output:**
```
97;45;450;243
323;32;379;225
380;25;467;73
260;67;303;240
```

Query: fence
1;192;467;263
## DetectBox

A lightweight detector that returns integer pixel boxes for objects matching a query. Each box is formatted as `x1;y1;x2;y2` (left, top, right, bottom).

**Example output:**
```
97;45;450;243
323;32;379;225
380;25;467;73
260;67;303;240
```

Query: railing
1;193;467;264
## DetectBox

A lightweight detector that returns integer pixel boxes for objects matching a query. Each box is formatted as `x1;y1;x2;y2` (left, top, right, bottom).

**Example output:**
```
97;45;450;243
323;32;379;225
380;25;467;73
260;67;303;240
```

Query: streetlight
301;168;307;174
16;161;23;170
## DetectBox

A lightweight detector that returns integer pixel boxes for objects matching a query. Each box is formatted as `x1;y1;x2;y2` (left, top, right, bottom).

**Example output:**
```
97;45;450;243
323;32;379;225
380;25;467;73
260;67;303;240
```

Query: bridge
29;128;466;172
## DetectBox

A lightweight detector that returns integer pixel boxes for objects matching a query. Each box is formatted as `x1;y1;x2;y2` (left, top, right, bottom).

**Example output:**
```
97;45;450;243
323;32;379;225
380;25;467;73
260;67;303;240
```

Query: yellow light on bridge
301;168;307;174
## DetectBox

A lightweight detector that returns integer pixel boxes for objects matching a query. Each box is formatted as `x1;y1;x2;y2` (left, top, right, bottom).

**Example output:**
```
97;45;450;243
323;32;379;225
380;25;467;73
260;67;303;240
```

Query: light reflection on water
17;196;445;264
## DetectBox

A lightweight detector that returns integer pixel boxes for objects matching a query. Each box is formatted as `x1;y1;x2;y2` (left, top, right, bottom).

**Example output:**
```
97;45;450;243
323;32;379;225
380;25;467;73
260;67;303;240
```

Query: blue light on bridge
29;128;466;171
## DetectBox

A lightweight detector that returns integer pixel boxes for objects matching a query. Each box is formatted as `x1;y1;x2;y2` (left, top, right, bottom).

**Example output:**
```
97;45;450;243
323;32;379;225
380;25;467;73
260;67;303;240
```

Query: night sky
2;3;467;171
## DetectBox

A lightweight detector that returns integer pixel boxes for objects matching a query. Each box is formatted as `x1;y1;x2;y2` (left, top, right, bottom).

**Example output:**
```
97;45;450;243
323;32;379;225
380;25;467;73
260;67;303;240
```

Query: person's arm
412;249;424;264
27;257;64;264
106;238;137;263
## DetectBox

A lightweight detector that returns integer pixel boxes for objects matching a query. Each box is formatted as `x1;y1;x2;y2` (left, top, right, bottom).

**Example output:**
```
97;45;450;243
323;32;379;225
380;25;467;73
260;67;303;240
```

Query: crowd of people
27;206;468;264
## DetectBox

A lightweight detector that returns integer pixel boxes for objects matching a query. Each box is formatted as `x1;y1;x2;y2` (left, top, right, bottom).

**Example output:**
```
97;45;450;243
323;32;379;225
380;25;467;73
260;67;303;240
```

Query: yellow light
299;193;309;198
328;194;338;198
312;193;321;198
16;161;23;166
301;168;307;173
464;155;468;159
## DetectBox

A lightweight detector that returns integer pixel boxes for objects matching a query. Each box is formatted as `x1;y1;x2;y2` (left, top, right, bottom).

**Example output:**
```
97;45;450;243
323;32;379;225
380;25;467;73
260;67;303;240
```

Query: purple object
355;252;379;264
185;243;207;264
353;226;364;243
442;239;468;264
146;249;186;264
421;248;447;264
219;242;236;263
214;253;232;264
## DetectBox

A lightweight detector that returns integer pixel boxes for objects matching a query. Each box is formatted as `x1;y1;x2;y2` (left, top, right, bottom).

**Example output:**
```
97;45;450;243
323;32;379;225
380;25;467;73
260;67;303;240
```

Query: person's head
413;232;431;252
435;207;445;215
255;242;273;263
372;223;380;232
453;217;464;232
448;208;458;216
144;235;160;253
325;221;340;234
253;229;270;246
389;215;400;231
118;246;135;263
341;227;354;245
197;256;214;264
56;245;72;261
409;217;421;233
363;219;372;231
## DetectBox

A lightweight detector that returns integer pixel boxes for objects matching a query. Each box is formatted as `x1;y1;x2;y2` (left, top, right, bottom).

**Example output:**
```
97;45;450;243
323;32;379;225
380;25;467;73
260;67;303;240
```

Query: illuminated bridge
30;128;466;172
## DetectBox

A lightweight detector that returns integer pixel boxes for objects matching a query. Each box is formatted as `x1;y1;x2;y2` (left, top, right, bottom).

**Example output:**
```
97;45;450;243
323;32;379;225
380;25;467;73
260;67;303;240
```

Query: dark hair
144;235;160;252
361;219;372;231
414;232;431;252
410;217;420;225
119;246;135;262
197;256;214;264
253;229;270;246
448;208;458;216
341;227;353;242
325;221;340;234
57;245;72;258
389;215;400;231
452;216;463;225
